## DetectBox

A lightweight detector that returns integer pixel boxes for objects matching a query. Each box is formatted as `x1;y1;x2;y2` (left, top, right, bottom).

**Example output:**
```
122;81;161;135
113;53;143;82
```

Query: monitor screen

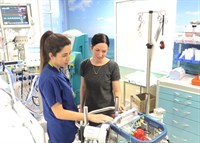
0;4;31;28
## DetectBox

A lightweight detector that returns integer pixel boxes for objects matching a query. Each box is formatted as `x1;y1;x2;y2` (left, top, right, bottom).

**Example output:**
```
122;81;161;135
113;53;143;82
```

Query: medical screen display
0;5;30;26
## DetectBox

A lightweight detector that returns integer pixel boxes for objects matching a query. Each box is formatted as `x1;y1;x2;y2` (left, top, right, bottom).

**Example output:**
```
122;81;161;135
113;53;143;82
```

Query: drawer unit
157;76;200;143
166;124;200;143
159;92;199;109
164;112;200;135
159;86;200;102
159;98;200;122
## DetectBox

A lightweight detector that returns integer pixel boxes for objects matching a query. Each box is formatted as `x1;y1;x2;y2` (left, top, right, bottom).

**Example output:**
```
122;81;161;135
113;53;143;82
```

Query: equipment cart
74;107;168;143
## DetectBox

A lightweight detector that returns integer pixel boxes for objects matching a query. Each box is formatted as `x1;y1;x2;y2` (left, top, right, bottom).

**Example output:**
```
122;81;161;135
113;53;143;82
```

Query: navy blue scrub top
39;64;78;143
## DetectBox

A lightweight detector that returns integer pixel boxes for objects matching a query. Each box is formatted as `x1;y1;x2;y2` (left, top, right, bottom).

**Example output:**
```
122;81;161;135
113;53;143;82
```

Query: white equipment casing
84;124;110;143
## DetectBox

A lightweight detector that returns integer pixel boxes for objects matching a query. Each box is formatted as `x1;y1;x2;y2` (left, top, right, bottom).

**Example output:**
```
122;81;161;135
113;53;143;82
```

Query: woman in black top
80;33;125;125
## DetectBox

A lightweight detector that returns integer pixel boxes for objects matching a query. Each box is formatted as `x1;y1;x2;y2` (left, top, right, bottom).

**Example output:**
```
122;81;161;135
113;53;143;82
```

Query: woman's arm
112;80;126;111
79;76;86;113
51;102;113;123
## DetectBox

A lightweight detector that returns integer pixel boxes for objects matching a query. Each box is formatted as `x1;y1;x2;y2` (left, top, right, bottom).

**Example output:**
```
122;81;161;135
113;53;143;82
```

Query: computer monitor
0;4;32;28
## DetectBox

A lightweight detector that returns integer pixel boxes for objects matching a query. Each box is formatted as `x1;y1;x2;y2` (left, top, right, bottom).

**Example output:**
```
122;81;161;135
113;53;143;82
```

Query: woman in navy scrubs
39;31;113;143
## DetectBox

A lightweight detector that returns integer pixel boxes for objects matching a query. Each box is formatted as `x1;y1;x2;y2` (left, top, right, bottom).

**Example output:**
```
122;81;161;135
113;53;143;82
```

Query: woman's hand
79;106;83;113
119;105;126;112
88;114;113;123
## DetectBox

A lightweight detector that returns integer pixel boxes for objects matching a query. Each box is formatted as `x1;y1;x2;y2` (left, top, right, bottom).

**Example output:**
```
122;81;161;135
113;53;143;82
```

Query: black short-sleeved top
80;58;120;112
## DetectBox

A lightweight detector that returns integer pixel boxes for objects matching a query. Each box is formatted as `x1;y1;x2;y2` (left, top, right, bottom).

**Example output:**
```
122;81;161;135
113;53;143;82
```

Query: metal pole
83;106;88;126
130;95;133;109
123;81;126;106
145;11;153;114
115;96;119;115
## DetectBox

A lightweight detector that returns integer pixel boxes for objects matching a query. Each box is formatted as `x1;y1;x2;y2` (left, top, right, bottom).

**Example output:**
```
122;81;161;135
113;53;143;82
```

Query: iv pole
143;10;166;114
145;10;153;114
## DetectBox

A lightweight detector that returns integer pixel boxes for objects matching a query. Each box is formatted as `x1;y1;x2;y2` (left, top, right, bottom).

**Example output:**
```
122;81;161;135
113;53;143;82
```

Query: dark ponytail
40;31;53;72
39;30;71;72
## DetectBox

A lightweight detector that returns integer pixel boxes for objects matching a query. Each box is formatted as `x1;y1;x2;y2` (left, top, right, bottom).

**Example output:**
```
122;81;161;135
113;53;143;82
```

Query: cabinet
157;75;200;143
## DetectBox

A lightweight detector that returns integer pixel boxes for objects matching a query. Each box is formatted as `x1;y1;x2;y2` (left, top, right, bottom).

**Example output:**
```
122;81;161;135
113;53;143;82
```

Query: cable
0;66;15;88
22;75;39;105
32;95;39;106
